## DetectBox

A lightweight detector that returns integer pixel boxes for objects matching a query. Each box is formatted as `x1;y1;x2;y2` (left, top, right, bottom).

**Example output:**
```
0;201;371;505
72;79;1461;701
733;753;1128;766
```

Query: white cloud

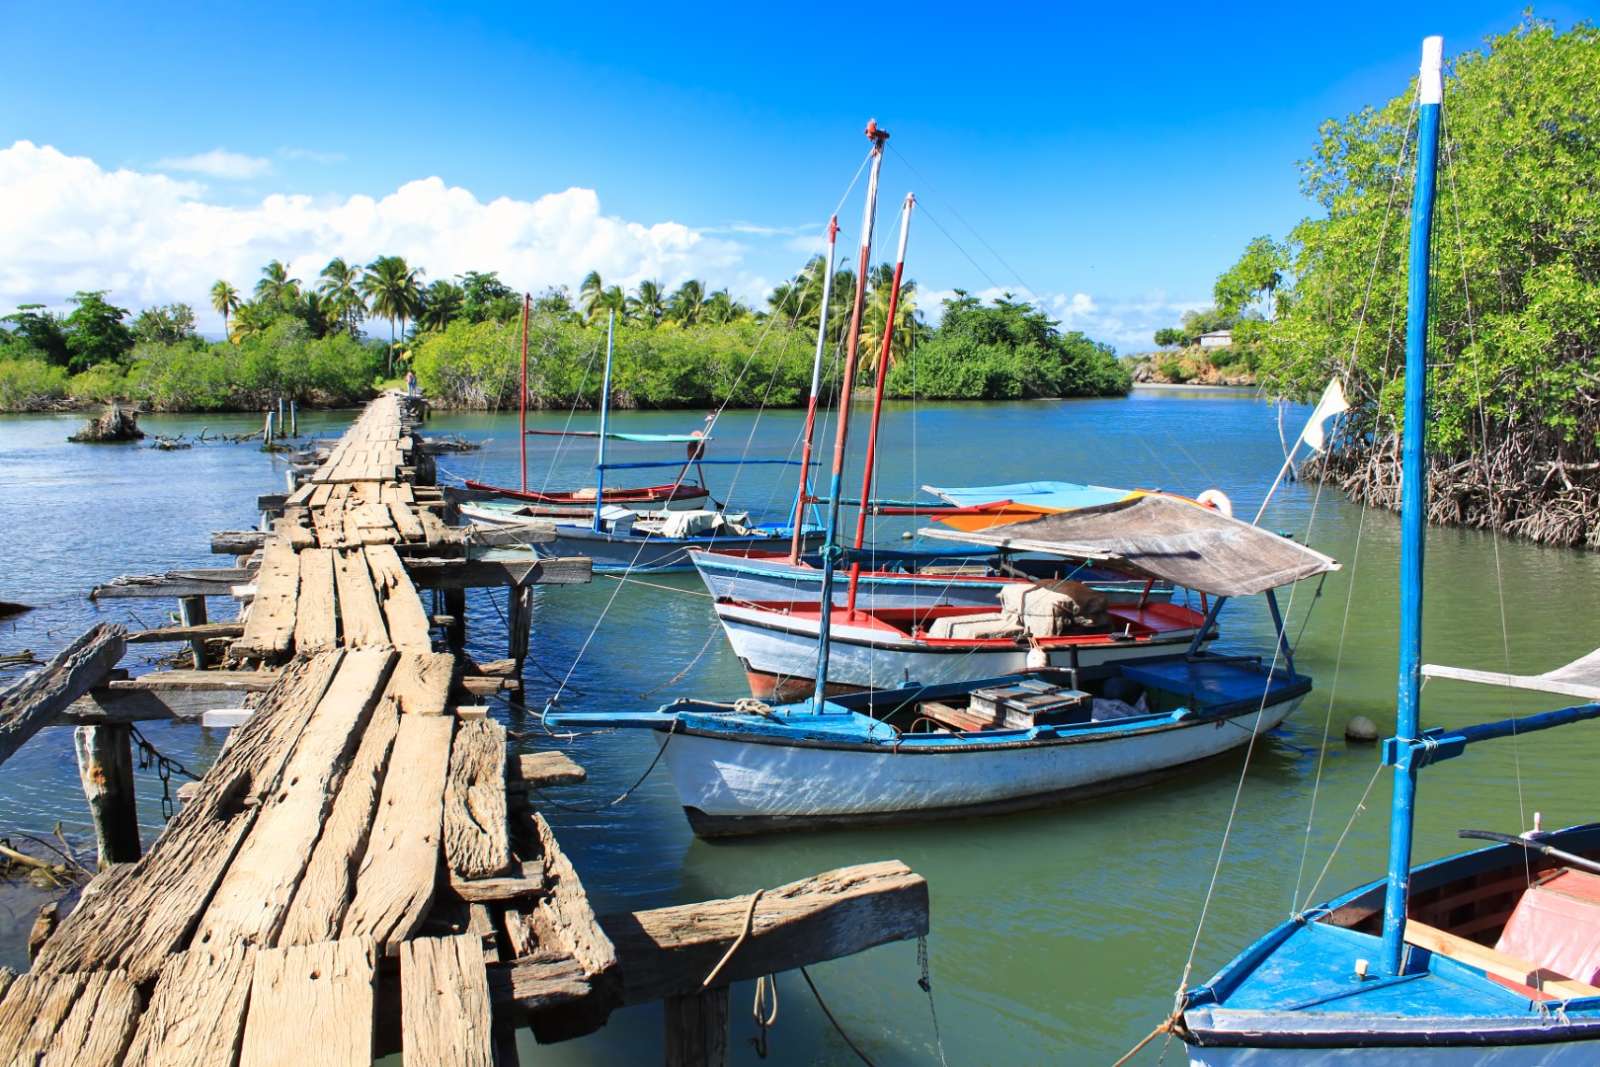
0;140;747;332
153;148;273;180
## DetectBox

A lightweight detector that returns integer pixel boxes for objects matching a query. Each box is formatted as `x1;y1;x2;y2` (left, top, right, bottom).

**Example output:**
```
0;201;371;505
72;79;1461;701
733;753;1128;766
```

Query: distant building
1197;330;1233;349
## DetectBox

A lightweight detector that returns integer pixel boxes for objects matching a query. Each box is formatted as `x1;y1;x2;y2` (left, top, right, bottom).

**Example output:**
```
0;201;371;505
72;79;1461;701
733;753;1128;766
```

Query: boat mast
845;193;915;615
811;120;890;711
519;292;531;493
1379;34;1444;977
789;215;841;563
591;310;617;533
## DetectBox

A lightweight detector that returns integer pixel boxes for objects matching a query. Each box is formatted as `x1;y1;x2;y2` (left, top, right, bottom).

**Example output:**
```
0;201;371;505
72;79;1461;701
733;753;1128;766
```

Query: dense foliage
1239;18;1600;546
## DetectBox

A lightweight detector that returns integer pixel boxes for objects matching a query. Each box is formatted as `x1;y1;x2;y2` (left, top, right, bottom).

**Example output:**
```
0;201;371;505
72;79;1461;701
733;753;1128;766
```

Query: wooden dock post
506;584;532;698
664;987;729;1067
264;410;275;446
178;596;208;669
74;723;141;866
290;399;298;437
444;588;467;653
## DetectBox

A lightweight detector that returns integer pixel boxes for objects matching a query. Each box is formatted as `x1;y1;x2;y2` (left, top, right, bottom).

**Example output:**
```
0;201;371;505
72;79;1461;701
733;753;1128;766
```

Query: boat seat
1495;868;1600;988
1406;918;1600;999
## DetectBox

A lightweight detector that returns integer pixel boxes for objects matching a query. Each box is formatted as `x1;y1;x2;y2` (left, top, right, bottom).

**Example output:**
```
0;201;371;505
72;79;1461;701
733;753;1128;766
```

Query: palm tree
627;279;666;326
667;279;706;325
317;257;366;335
578;270;606;324
210;280;241;339
255;260;300;308
228;300;274;343
598;285;625;321
361;255;424;373
859;264;922;370
702;289;747;325
417;280;465;332
296;291;337;339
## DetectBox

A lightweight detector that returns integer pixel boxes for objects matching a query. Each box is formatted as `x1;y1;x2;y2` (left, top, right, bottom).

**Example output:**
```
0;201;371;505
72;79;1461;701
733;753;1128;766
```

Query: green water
2;390;1596;1063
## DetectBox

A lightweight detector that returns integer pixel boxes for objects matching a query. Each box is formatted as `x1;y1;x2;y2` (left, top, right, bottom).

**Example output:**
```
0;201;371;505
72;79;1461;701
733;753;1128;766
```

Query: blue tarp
925;480;1135;511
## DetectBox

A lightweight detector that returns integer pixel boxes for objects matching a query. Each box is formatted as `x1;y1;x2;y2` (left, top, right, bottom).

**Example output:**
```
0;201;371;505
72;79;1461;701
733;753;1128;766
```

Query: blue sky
2;1;1593;348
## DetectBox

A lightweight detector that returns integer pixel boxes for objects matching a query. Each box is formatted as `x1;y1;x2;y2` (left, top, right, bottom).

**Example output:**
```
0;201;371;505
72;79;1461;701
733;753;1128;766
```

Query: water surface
2;391;1596;1063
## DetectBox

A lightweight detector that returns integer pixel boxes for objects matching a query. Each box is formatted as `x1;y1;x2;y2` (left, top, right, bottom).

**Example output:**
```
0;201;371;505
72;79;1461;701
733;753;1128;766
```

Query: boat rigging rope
529;718;679;813
1297;760;1388;913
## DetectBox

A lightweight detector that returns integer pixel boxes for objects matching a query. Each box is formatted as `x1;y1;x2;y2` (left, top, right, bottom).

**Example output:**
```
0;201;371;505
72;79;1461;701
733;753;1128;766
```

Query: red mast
845;192;915;615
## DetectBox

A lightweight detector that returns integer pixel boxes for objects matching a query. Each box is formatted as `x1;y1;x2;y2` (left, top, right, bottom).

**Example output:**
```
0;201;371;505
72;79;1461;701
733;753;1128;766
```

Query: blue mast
812;121;890;712
592;310;617;533
1380;34;1444;976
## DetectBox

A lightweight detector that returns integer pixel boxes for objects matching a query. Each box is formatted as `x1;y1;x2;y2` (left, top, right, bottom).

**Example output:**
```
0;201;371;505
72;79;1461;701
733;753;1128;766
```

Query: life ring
1196;488;1233;517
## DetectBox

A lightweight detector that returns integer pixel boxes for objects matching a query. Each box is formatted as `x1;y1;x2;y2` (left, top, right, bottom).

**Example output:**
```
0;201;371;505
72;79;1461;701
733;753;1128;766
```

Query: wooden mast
811;121;890;711
845;192;915;615
591;311;618;533
789;216;841;563
519;292;531;493
1380;34;1444;976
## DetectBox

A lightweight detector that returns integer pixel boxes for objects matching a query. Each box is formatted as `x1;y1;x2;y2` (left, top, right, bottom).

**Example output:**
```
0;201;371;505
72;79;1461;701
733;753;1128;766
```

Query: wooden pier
0;394;929;1065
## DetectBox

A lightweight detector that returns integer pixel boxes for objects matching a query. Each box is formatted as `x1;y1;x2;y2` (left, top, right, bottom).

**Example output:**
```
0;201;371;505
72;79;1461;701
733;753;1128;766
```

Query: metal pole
846;193;915;615
592;311;617;533
812;120;889;711
519;292;531;492
1380;34;1443;977
790;216;841;563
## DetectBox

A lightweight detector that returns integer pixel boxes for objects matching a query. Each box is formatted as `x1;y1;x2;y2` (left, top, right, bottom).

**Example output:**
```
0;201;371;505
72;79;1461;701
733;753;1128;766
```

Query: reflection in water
2;393;1596;1061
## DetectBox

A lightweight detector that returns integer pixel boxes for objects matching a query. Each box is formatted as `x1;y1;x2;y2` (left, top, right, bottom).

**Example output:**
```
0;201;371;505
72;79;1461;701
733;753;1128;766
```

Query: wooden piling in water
73;723;141;867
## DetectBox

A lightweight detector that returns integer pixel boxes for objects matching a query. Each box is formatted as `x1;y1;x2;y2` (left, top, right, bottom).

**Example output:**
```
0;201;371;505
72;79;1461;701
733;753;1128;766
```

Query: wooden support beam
443;588;467;653
74;724;141;867
0;623;126;766
664;986;728;1067
62;685;248;725
597;861;928;1006
109;669;278;692
177;597;208;669
91;569;254;600
406;556;592;589
211;530;268;554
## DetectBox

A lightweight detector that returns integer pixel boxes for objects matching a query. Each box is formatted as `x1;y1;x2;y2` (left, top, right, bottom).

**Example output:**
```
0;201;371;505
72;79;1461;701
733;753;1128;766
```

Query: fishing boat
548;120;1338;836
456;293;713;520
1179;37;1600;1062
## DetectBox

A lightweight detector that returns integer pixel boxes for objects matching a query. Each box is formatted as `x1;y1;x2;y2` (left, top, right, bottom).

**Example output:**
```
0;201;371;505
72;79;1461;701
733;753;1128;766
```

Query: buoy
1026;645;1049;670
900;530;913;540
1345;715;1379;743
1197;488;1234;517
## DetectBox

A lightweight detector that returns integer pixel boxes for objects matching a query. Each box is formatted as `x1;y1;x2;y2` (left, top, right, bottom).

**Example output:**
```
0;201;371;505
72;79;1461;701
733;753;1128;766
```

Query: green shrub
68;362;130;403
0;356;70;410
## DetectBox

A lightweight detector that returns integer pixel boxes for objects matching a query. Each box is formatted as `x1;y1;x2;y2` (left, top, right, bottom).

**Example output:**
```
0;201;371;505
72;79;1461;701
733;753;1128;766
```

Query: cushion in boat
925;612;1025;641
1495;868;1600;986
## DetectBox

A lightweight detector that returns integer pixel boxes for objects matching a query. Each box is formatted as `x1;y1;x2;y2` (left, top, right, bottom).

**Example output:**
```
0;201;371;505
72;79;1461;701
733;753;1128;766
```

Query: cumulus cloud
153;148;273;180
0;140;746;332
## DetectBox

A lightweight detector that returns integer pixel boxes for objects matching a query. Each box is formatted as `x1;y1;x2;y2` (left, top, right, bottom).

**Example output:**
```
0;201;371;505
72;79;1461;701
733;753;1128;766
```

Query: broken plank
509;751;587;791
240;937;376;1067
193;649;395;948
110;669;278;692
211;530;267;554
387;500;426;541
294;548;338;652
91;569;253;599
37;968;142;1067
526;812;617;978
342;712;453;950
34;653;345;981
401;934;493;1067
444;719;511;882
332;548;388;647
272;516;315;551
123;944;255;1067
366;544;433;653
234;540;300;660
0;622;126;765
450;860;546;904
460;675;519;698
62;686;248;725
127;620;245;644
599;860;929;1005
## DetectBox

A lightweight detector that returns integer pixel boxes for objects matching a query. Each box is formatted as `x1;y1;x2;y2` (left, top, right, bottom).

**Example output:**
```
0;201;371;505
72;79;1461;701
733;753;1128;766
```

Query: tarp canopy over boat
924;480;1137;511
1423;646;1600;701
922;493;1339;597
526;429;709;443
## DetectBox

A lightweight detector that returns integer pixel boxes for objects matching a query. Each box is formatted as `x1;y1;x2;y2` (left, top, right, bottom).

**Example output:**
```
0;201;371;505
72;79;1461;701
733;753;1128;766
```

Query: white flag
1301;378;1349;452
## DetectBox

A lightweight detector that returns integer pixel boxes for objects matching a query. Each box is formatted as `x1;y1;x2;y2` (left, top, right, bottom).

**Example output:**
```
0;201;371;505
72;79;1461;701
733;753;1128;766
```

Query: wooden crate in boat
971;680;1090;729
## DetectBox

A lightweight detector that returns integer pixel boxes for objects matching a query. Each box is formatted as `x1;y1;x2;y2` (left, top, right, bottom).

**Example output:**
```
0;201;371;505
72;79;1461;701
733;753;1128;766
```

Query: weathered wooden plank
387;500;426;541
34;653;345;981
444;720;510;882
0;965;14;1004
526;812;617;978
194;649;395;949
91;569;253;599
110;669;278;692
234;540;300;660
211;530;268;554
62;686;248;725
509;751;587;791
0;971;89;1063
127;620;245;644
401;934;493;1067
387;651;456;716
450;860;546;904
332;548;388;647
664;986;728;1067
366;545;433;653
460;675;520;698
278;685;401;946
598;861;929;1005
123;944;255;1067
0;622;126;766
37;968;142;1067
273;516;316;551
294;548;339;652
240;937;375;1067
406;557;588;589
341;713;453;950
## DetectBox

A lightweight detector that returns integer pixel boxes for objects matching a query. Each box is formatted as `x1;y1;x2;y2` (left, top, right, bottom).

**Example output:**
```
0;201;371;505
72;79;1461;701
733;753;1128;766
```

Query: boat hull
690;550;1170;610
664;693;1303;835
535;527;824;574
716;602;1206;697
1186;1044;1600;1065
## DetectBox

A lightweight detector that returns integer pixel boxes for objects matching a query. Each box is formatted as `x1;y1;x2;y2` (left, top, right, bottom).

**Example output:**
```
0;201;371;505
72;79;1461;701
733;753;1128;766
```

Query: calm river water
1;388;1596;1064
